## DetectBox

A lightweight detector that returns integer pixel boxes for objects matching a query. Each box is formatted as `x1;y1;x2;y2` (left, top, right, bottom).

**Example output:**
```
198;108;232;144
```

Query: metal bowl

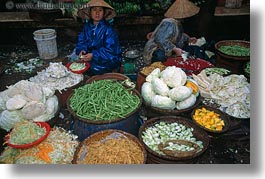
124;50;140;59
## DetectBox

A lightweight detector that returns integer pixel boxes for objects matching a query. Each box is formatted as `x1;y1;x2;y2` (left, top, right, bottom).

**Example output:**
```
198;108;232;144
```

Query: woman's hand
172;47;184;56
78;51;93;62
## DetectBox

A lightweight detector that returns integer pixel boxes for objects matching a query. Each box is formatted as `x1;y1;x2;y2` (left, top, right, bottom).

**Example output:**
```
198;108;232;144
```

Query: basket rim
138;116;210;161
191;105;231;134
72;129;147;164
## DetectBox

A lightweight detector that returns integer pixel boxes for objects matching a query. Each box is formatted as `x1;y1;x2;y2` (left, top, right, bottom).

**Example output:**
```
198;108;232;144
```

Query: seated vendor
143;18;197;65
70;0;122;75
143;0;210;65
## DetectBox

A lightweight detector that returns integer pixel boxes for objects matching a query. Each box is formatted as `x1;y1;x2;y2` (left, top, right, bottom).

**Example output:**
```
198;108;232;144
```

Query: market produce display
218;45;250;56
7;120;46;145
141;121;204;155
192;107;225;131
74;131;145;164
69;79;141;121
0;127;79;164
0;80;59;131
69;62;86;71
204;67;231;76
4;57;43;75
192;71;250;119
29;62;84;92
140;62;166;76
141;66;199;110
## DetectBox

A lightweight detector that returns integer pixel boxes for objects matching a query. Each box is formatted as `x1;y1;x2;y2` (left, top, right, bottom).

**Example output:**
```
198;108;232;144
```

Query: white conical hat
164;0;200;19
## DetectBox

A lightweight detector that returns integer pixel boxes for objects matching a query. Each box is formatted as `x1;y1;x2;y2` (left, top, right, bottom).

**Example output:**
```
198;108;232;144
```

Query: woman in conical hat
143;0;200;65
73;0;122;75
77;0;116;21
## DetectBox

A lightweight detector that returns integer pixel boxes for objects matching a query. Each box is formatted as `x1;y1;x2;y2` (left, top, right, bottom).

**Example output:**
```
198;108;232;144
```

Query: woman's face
90;7;104;23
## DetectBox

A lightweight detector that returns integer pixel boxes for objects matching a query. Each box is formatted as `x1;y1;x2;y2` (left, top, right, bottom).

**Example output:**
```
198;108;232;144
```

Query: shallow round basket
138;116;210;164
72;129;147;164
191;105;231;134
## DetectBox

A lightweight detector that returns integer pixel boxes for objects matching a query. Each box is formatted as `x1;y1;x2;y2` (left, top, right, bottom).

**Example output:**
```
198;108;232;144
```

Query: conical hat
77;0;116;20
164;0;200;19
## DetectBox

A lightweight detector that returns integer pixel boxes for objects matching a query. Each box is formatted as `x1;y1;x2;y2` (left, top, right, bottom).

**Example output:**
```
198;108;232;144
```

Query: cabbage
6;95;27;110
33;95;59;122
21;101;46;120
146;68;161;82
0;110;24;131
151;78;169;96
176;94;196;110
45;95;58;115
161;66;187;88
168;86;192;101
0;91;10;112
42;86;55;98
141;82;156;105
151;95;175;110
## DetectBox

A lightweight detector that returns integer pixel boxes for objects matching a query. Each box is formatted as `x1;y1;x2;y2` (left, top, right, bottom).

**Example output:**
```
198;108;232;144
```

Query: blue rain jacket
75;19;122;75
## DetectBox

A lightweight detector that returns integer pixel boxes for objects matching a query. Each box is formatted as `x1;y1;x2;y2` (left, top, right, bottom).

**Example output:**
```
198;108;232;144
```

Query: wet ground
0;34;250;164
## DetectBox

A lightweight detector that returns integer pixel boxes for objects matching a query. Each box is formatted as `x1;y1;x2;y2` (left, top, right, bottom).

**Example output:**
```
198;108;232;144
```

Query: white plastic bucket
33;29;58;60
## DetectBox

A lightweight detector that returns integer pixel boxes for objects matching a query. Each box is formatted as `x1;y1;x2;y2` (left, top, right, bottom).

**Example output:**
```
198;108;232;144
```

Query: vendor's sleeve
75;26;88;55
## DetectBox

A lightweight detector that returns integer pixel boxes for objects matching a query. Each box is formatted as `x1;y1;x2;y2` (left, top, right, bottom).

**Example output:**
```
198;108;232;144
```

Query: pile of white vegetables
141;66;198;110
193;70;250;119
0;80;58;131
29;62;84;92
142;121;204;155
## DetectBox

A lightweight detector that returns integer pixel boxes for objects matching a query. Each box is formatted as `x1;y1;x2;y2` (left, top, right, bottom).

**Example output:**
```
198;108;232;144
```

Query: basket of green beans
67;77;142;123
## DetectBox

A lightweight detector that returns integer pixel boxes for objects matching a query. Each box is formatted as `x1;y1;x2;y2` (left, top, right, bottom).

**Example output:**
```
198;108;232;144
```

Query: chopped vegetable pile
29;62;83;92
8;120;46;145
218;45;250;56
69;62;86;71
140;62;166;76
164;142;195;152
204;68;230;76
142;121;203;155
5;58;43;75
193;107;225;131
70;79;141;121
0;127;79;164
76;132;144;164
